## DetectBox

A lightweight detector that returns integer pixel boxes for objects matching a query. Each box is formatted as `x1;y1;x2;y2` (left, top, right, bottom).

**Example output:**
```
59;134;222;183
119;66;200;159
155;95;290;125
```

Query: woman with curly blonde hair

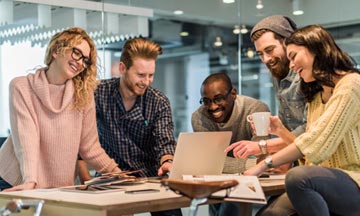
0;27;120;191
44;27;98;109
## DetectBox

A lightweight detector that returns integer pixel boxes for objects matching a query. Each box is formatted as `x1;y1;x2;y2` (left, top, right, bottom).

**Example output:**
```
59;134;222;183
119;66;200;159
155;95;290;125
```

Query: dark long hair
285;25;360;102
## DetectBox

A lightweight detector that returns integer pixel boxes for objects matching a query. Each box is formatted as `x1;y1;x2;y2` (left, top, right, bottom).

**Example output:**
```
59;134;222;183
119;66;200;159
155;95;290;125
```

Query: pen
125;189;160;194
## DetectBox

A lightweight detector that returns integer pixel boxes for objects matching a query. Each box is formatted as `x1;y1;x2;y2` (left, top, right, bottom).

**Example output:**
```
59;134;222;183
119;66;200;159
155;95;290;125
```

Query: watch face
265;157;271;163
265;156;272;168
259;140;266;147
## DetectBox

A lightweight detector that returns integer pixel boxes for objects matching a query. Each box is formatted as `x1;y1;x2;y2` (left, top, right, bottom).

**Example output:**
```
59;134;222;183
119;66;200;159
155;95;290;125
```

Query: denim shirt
272;70;307;136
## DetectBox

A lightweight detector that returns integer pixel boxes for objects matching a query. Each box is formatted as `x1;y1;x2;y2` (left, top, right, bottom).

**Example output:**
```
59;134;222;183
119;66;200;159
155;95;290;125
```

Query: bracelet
161;159;173;165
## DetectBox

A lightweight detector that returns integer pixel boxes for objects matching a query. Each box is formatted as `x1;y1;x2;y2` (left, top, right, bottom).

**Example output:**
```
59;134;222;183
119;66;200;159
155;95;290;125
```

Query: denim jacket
272;70;307;136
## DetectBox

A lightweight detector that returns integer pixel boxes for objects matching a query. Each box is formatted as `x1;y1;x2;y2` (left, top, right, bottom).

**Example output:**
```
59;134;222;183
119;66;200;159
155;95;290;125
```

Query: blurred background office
1;0;360;139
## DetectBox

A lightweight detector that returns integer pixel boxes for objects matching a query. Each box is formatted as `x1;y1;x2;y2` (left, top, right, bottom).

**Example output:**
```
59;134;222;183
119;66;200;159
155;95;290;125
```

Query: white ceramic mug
246;112;271;136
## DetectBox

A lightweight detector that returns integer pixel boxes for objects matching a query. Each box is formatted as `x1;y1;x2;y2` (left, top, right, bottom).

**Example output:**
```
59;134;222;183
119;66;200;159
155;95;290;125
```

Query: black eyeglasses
71;48;92;69
199;89;232;106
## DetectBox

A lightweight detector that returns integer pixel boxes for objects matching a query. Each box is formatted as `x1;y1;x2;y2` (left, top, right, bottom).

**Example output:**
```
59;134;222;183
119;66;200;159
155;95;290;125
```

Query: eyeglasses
71;48;92;69
199;89;232;106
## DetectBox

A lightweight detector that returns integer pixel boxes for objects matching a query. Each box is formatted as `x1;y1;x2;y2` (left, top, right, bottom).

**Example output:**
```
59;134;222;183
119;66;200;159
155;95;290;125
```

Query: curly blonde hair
44;27;98;110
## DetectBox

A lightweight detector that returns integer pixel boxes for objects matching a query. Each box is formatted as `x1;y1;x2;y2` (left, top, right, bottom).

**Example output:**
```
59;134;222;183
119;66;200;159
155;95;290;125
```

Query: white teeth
212;110;222;118
70;65;77;72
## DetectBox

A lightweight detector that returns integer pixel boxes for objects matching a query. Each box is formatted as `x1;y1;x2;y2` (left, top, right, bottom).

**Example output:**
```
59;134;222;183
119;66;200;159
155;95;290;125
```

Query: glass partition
1;0;360;138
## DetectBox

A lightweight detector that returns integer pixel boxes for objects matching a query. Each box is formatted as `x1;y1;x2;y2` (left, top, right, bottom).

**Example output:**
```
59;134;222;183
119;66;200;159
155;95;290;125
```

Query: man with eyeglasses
191;72;270;216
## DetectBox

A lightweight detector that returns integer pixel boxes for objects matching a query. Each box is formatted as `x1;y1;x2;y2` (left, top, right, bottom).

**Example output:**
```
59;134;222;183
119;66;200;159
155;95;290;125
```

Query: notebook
169;131;232;180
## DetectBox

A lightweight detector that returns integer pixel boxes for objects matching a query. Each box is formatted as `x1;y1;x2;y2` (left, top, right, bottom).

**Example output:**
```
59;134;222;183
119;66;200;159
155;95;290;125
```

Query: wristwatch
258;139;268;155
264;156;273;168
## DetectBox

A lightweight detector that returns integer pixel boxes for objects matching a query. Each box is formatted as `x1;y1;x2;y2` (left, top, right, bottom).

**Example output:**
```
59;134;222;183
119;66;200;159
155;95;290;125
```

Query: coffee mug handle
246;115;253;123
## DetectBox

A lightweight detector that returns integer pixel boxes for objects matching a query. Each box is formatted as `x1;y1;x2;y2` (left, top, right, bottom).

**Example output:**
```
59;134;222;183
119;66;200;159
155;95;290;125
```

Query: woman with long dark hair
228;25;360;215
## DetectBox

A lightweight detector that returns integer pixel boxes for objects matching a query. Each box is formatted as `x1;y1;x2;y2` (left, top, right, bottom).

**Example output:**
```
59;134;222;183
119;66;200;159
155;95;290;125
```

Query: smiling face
52;39;91;83
201;80;235;123
286;44;316;83
254;32;290;79
120;57;155;96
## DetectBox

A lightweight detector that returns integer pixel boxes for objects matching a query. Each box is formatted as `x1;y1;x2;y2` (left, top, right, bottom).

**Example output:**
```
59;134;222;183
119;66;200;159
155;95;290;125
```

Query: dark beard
267;57;290;80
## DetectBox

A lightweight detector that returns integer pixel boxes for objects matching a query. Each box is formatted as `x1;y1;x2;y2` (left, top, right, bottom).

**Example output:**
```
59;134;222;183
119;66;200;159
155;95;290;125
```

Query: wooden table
0;180;285;216
238;179;285;215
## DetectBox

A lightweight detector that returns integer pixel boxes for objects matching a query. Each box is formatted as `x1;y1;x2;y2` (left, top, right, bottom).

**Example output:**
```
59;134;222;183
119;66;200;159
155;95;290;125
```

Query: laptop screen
169;131;232;180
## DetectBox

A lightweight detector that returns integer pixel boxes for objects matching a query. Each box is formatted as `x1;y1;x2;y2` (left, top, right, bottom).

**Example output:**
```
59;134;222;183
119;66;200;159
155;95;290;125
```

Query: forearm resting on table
76;160;92;184
76;160;122;184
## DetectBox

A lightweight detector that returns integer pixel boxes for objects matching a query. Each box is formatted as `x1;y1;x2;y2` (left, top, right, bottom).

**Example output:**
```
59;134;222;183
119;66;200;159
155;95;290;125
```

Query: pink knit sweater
0;69;118;188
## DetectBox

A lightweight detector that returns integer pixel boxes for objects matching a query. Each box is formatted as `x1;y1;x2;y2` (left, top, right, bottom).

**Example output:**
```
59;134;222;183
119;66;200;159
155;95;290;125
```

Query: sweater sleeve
78;96;118;173
295;75;360;164
9;78;40;184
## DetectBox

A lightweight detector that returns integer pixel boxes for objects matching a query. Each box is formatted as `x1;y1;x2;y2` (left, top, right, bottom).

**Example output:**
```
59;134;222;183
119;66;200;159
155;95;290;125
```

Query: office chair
0;199;44;216
161;179;238;216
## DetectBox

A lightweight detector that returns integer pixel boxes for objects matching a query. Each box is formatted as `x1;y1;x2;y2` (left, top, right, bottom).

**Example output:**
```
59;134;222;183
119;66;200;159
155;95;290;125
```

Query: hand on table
158;161;172;176
243;162;267;177
3;182;36;192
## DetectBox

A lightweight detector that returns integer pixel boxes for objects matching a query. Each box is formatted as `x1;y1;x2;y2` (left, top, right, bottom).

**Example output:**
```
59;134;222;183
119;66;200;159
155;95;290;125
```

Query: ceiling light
292;0;304;15
173;10;183;15
214;36;223;47
180;31;189;36
233;25;240;34
240;25;248;34
223;0;235;3
256;0;264;9
247;48;255;58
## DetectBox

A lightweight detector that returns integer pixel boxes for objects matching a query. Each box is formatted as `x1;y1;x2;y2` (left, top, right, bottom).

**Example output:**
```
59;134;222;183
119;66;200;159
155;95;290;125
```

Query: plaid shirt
95;78;176;177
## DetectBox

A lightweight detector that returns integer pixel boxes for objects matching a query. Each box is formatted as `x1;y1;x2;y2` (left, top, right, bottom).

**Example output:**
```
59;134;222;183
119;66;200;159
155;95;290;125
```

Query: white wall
0;42;45;136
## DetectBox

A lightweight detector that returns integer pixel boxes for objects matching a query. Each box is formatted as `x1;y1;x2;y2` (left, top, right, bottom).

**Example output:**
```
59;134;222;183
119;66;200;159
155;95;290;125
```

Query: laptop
169;131;232;180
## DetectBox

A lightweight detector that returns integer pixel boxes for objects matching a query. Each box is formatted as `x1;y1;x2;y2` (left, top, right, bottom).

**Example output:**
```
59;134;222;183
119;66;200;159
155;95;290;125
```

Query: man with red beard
226;15;307;216
191;72;270;216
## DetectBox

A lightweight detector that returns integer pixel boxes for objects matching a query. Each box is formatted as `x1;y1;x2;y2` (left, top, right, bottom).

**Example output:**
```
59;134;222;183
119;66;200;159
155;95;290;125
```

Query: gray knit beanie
250;15;297;39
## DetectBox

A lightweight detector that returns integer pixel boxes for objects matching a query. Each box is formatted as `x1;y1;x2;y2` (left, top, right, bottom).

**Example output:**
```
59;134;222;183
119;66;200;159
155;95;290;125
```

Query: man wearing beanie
228;15;307;216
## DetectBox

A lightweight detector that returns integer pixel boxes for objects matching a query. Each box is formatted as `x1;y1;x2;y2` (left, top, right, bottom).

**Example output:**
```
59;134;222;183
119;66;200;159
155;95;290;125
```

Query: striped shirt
95;78;176;177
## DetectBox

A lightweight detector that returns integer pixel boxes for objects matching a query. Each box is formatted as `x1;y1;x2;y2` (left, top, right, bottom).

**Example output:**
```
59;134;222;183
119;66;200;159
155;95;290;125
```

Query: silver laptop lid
169;131;232;180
